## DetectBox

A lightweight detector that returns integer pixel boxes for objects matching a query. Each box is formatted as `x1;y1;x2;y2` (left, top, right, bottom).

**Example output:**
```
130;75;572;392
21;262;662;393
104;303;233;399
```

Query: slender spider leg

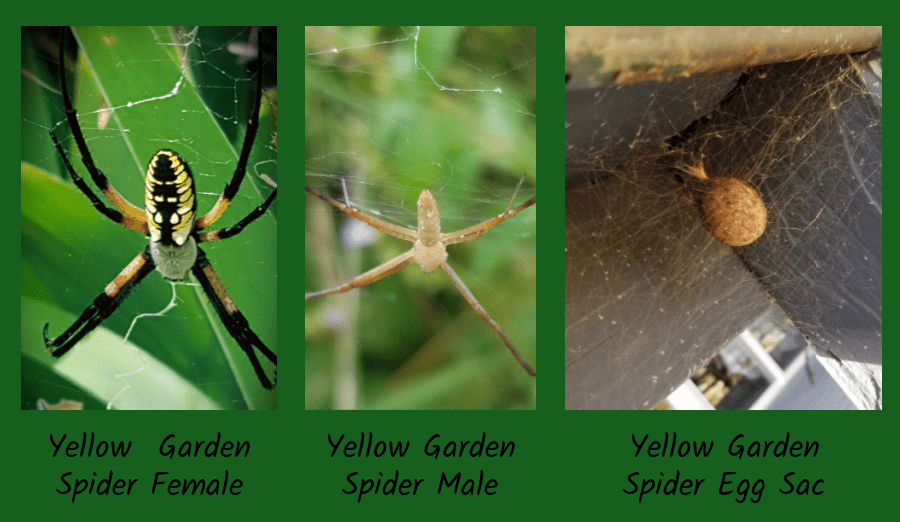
45;249;156;357
305;252;415;300
49;130;149;234
198;189;277;242
306;180;536;376
193;186;278;388
52;27;147;233
442;195;536;246
196;28;265;231
440;170;535;246
194;185;278;389
440;261;536;376
305;183;417;242
193;248;278;389
44;27;277;392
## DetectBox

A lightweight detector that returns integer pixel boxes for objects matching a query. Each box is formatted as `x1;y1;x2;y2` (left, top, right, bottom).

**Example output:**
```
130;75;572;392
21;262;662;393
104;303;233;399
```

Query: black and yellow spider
42;27;277;390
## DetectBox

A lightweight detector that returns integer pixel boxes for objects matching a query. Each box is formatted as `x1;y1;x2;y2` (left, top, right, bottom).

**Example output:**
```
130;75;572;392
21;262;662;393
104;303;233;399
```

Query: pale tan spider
305;180;536;376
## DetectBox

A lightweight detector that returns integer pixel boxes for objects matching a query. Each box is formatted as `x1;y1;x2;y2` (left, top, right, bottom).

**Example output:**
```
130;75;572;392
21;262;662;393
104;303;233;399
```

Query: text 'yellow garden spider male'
43;27;277;390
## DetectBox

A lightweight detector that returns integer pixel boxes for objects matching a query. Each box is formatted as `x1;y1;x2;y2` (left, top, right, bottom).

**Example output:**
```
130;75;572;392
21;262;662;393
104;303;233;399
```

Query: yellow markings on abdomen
144;150;196;246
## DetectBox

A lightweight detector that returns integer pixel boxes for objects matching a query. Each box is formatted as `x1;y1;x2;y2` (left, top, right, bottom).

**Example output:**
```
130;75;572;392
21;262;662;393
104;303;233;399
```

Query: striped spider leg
43;27;277;391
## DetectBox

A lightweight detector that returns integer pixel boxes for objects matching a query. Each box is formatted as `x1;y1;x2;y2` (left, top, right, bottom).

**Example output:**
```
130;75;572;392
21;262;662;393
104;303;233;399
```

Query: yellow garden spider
306;179;536;376
43;27;277;390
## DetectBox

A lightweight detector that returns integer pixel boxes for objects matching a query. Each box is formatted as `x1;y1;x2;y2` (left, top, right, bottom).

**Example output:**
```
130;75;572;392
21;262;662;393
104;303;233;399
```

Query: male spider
43;27;277;390
305;180;536;376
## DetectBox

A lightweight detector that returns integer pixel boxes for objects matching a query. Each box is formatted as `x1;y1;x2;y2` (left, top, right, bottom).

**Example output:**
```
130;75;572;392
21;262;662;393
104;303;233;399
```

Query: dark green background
14;24;888;521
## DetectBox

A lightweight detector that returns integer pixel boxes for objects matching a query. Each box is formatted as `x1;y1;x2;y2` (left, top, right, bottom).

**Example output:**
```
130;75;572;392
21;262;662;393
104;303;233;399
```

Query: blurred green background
21;27;277;409
305;26;537;409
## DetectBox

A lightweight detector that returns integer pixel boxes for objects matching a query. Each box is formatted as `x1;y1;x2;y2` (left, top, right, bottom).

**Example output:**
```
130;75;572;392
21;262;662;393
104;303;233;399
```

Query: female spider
42;27;277;391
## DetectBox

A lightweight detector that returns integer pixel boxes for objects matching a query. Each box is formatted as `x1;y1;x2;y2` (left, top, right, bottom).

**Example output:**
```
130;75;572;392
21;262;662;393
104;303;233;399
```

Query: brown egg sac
701;177;767;246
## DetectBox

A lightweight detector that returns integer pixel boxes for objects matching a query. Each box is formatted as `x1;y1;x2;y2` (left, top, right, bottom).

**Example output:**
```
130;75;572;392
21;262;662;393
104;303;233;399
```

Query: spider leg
193;247;277;389
45;248;156;357
53;27;147;233
49;130;148;233
442;196;536;246
440;261;536;376
197;27;265;231
198;189;277;242
305;183;418;242
305;251;416;300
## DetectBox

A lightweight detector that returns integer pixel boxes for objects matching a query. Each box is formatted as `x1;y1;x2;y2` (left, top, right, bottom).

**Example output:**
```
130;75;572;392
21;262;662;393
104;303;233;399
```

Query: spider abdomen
145;150;197;247
413;189;448;273
416;189;442;245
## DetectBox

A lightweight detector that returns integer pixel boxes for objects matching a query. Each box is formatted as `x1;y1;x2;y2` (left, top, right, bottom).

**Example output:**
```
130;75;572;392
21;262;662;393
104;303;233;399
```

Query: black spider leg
227;29;263;202
53;27;105;193
197;26;266;230
45;249;156;357
192;248;277;389
48;130;124;224
197;188;277;242
193;179;276;387
49;27;147;232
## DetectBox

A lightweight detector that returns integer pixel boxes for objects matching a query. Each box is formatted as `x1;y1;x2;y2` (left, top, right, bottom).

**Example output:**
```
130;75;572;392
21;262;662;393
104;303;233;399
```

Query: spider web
564;29;881;409
21;26;277;410
305;26;536;410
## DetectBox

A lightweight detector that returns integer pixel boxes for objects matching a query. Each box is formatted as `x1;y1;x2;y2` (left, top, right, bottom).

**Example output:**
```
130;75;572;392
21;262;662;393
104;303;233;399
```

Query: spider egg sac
701;177;767;247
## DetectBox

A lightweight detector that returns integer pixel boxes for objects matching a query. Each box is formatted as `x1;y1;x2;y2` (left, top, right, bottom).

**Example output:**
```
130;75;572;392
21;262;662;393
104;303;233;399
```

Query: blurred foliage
305;26;536;409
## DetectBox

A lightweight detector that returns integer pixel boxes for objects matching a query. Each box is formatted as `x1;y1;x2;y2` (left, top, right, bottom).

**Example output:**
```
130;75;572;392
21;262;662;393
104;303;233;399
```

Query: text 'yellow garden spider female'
43;27;277;392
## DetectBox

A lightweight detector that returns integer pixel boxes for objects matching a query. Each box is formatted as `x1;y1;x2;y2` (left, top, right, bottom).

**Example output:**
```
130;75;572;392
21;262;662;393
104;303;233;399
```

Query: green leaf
22;27;277;410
